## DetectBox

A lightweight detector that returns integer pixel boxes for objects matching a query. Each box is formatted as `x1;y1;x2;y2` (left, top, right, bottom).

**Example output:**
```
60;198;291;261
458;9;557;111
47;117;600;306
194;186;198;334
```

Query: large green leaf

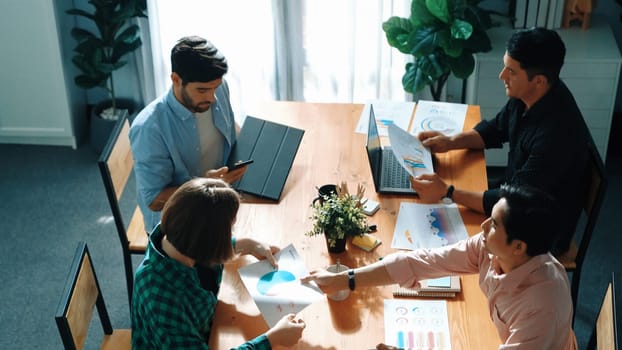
70;28;99;42
447;53;475;79
402;62;428;93
450;0;468;19
462;28;492;52
111;25;142;62
410;0;436;27
438;29;463;58
450;19;473;40
409;27;440;56
426;0;450;23
419;52;449;80
383;17;413;54
66;8;96;20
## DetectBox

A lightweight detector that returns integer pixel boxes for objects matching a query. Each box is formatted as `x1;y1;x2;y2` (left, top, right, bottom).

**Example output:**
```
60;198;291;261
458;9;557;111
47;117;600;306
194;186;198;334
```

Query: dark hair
499;184;559;256
161;178;239;266
171;36;228;84
506;27;565;84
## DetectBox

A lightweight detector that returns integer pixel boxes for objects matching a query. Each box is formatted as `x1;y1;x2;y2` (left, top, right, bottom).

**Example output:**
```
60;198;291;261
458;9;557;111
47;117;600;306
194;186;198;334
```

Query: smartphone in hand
231;159;254;170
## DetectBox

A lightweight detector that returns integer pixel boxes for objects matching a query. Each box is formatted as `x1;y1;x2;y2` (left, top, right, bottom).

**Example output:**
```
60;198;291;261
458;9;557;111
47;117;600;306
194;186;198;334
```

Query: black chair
557;141;608;324
55;242;131;349
588;272;620;350
98;112;147;307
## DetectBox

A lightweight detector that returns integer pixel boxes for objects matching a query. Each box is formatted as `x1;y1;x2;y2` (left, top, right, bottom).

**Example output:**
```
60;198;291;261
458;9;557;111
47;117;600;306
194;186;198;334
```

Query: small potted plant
306;182;371;253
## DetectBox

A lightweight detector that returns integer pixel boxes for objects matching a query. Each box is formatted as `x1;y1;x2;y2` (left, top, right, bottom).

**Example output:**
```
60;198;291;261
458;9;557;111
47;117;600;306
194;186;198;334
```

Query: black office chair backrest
568;141;608;315
588;272;620;350
55;242;112;349
97;112;147;307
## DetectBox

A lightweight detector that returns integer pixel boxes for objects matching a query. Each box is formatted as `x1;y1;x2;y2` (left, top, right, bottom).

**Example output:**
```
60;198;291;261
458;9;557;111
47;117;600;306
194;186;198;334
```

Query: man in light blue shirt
130;36;248;232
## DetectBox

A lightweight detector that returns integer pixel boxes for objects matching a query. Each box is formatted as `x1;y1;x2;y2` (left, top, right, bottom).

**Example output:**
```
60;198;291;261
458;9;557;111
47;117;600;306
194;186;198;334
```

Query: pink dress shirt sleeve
381;234;485;289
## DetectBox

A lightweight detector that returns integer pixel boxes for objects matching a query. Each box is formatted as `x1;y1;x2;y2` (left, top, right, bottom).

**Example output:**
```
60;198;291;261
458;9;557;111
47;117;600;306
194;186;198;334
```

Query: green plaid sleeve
232;334;271;350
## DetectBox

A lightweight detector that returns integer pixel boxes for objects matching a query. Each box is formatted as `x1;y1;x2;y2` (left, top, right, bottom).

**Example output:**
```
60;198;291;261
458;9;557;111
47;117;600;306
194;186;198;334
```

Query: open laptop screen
366;105;382;190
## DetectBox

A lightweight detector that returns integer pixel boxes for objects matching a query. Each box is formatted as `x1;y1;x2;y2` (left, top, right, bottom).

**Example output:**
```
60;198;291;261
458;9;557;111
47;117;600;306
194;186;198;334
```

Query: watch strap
442;185;455;204
348;270;355;291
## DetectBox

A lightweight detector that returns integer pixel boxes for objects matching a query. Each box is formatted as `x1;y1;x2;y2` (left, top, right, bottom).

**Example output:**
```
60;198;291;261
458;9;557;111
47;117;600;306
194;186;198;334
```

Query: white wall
0;0;82;147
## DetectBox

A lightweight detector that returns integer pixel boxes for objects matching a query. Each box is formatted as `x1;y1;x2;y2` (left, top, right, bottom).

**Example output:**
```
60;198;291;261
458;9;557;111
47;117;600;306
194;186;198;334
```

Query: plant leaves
447;53;475;79
383;17;413;54
426;0;450;24
450;19;473;40
403;61;432;93
410;0;436;27
409;27;439;56
462;28;492;53
420;52;449;79
384;0;493;98
66;0;146;96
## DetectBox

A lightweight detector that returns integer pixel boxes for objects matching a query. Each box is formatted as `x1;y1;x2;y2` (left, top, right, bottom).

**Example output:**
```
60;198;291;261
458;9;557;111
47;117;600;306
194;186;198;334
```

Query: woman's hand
234;238;279;268
266;313;306;347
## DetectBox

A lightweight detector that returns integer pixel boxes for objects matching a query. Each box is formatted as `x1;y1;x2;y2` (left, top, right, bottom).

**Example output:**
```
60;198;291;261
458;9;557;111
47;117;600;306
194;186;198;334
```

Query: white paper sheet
355;101;416;136
388;123;434;177
391;203;469;250
384;299;452;350
411;100;467;137
238;244;324;327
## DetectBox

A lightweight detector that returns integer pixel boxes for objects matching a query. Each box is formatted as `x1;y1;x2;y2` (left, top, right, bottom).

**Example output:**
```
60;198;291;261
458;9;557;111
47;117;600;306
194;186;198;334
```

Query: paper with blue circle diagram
391;202;468;250
387;123;434;177
410;100;467;137
238;244;324;327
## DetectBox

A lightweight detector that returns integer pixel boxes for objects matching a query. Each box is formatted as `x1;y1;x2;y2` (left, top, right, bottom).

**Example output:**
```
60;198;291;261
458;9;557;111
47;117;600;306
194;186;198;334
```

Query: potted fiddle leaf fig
383;0;493;101
67;0;147;152
306;183;371;253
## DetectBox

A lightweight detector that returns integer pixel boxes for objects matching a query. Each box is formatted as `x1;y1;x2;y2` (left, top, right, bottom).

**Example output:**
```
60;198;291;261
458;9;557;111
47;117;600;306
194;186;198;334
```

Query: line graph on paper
391;203;468;250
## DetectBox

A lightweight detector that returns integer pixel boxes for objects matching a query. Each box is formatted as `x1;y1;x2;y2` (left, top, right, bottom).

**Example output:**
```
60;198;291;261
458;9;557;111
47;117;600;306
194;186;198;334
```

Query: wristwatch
348;270;356;291
442;185;455;204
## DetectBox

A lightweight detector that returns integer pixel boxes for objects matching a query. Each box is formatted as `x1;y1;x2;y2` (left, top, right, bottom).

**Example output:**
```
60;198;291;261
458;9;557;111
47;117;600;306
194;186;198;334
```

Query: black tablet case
227;116;304;200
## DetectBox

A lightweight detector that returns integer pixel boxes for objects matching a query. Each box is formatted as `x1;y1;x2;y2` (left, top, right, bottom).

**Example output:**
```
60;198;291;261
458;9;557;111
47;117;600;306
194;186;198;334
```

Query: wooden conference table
208;101;499;349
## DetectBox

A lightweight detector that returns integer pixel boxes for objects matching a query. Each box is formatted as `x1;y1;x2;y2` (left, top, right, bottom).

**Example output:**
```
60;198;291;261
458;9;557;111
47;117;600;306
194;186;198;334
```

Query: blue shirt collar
165;88;195;121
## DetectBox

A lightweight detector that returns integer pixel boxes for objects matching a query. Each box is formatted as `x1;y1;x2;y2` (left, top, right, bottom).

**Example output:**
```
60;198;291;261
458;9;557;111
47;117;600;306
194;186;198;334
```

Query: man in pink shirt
302;185;577;349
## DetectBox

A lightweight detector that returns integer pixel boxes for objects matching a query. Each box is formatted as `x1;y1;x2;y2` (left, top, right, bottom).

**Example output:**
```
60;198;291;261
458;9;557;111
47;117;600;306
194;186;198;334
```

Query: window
149;0;411;117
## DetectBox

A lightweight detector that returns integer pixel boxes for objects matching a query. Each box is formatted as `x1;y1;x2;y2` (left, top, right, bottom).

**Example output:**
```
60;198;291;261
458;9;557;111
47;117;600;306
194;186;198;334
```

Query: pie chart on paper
256;270;297;296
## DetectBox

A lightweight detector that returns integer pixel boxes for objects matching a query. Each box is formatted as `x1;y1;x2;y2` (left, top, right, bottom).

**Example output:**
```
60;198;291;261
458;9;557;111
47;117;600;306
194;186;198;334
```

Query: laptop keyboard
381;150;411;189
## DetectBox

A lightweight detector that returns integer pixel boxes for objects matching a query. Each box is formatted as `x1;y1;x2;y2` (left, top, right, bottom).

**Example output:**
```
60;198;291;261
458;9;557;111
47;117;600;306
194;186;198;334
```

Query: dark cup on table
312;184;337;206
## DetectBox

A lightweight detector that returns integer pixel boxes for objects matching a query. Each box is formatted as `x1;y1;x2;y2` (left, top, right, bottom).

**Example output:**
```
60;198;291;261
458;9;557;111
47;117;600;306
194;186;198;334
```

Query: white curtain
146;0;411;118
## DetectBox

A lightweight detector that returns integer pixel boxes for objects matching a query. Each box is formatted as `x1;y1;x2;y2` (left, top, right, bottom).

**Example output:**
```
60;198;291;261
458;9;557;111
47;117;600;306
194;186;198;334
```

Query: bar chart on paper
384;299;451;350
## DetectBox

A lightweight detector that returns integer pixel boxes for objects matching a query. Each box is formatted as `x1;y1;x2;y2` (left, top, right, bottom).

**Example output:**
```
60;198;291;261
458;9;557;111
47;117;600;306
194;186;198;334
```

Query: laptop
365;105;417;194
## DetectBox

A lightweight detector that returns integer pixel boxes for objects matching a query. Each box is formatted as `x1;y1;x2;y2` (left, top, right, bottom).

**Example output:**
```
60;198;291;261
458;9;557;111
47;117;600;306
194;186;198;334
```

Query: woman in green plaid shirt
131;178;306;349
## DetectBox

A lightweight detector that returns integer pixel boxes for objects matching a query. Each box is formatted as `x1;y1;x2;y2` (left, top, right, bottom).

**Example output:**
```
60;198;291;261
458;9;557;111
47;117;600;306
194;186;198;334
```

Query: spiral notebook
392;276;461;298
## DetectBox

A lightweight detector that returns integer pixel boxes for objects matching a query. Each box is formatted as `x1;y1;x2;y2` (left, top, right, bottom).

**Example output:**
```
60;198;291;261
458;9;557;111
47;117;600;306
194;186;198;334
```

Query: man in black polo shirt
410;27;591;255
